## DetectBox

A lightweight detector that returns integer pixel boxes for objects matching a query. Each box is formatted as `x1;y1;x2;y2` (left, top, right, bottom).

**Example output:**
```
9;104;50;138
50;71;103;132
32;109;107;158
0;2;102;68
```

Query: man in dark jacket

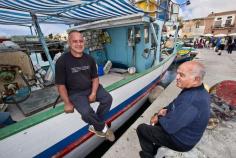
137;61;210;158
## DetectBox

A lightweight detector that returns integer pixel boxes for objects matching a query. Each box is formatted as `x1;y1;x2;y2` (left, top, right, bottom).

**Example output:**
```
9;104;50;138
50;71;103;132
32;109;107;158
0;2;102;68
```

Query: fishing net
208;80;236;129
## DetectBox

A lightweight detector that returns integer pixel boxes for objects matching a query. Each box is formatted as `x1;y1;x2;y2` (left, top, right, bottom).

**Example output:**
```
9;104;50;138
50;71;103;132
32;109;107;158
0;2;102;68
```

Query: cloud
179;0;236;19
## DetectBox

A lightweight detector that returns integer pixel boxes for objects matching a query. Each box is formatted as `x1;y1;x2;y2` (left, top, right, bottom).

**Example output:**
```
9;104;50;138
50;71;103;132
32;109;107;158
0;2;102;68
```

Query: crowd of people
193;36;236;55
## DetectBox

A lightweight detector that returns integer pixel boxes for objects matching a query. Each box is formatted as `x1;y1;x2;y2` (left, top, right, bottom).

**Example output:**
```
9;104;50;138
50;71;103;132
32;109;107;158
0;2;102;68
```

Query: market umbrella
229;33;236;36
214;34;227;37
204;33;213;37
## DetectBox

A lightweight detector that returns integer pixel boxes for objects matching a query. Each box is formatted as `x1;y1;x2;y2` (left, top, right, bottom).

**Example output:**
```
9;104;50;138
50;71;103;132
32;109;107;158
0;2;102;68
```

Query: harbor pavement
102;49;236;158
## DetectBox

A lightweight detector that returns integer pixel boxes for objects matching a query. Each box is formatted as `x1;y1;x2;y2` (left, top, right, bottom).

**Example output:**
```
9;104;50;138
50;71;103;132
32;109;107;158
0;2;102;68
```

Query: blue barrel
98;65;104;76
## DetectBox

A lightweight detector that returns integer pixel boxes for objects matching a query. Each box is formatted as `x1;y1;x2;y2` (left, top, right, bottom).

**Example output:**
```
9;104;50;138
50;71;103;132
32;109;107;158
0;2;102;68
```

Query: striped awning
0;0;144;25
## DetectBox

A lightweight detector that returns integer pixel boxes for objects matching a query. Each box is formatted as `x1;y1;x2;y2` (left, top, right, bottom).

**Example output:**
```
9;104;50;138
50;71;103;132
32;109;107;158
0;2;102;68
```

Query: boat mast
31;13;55;76
151;20;164;63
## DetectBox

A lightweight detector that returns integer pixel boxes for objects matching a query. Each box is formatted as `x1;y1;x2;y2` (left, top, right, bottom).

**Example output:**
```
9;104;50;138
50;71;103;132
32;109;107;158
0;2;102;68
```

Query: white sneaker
105;128;115;142
88;125;105;137
88;125;115;142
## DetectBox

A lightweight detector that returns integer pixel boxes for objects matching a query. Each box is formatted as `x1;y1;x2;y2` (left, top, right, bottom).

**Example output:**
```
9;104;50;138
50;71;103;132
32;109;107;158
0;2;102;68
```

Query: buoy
148;85;164;103
103;60;112;74
128;67;136;74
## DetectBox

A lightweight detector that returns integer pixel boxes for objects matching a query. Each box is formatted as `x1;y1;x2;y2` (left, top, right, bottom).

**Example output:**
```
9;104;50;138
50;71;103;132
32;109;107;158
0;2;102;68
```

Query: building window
225;16;233;27
214;17;222;28
195;21;200;28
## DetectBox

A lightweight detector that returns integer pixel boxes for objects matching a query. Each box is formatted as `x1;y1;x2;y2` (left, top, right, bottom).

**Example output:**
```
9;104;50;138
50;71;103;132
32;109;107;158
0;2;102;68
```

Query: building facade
181;10;236;38
181;18;205;38
204;10;236;35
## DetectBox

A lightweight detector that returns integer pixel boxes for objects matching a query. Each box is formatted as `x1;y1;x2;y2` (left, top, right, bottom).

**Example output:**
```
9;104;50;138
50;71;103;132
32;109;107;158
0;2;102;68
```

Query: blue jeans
69;85;112;131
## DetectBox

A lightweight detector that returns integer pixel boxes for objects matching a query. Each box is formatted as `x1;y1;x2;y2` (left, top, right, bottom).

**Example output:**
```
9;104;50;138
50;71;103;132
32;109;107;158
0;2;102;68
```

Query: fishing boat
174;46;197;64
0;0;182;157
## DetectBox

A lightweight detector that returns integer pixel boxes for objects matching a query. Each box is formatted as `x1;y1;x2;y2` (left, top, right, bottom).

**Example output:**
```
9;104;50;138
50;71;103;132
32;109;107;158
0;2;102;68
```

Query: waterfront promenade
103;48;236;158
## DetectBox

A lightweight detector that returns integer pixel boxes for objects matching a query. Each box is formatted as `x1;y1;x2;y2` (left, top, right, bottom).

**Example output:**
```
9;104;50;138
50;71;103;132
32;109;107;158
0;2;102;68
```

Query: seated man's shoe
88;125;106;137
105;128;115;142
88;125;115;142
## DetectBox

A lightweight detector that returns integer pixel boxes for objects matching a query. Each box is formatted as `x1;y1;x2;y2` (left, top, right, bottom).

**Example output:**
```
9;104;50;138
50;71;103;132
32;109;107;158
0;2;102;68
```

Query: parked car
183;38;194;47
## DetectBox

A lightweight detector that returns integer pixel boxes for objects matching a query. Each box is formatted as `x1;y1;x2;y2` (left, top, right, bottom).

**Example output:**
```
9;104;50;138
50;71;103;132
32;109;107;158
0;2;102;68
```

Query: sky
178;0;236;19
0;0;236;37
0;24;69;37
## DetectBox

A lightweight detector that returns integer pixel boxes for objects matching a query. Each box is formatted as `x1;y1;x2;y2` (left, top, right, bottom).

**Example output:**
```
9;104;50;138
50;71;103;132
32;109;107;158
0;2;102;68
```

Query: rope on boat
2;69;31;104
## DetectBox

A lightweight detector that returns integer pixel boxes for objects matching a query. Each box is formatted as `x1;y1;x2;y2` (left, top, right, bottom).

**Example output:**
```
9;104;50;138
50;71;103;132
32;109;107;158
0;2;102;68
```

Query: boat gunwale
0;44;179;140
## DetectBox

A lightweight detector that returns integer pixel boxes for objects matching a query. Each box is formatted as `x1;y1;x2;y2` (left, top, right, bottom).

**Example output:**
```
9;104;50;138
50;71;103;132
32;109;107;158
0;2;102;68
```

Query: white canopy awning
0;0;144;25
204;33;213;37
214;34;227;37
229;33;236;36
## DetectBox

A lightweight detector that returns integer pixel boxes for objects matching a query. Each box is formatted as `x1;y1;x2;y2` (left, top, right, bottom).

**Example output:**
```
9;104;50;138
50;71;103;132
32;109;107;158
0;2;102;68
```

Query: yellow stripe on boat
178;49;190;55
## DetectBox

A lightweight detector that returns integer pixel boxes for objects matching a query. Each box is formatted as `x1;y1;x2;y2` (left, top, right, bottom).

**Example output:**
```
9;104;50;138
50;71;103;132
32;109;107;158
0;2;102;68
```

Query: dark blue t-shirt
159;84;210;148
55;52;98;96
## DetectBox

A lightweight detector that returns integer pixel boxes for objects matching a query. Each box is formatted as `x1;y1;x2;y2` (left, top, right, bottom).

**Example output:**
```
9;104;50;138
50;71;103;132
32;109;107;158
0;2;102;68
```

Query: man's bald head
180;61;206;80
176;61;206;89
67;30;85;57
68;30;82;39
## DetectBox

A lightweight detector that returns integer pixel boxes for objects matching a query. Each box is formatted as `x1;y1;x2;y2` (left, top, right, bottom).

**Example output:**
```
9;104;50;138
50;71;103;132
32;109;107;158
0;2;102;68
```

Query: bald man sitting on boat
55;30;115;142
137;61;210;158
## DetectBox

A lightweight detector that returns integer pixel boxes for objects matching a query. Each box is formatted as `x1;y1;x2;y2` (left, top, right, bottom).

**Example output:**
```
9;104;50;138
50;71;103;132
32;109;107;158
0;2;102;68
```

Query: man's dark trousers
137;123;191;158
69;85;112;131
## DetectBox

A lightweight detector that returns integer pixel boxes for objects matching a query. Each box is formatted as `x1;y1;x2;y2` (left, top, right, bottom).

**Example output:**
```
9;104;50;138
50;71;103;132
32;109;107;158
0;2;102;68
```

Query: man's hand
150;114;158;126
88;93;96;103
64;102;74;113
158;109;167;117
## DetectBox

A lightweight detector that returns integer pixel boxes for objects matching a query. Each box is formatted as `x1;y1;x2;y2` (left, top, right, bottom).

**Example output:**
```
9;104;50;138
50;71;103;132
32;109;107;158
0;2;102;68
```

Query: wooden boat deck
7;71;126;121
17;86;59;116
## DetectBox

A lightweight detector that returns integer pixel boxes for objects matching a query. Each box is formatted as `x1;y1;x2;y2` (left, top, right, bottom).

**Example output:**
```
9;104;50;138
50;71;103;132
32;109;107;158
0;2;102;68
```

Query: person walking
227;37;233;54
